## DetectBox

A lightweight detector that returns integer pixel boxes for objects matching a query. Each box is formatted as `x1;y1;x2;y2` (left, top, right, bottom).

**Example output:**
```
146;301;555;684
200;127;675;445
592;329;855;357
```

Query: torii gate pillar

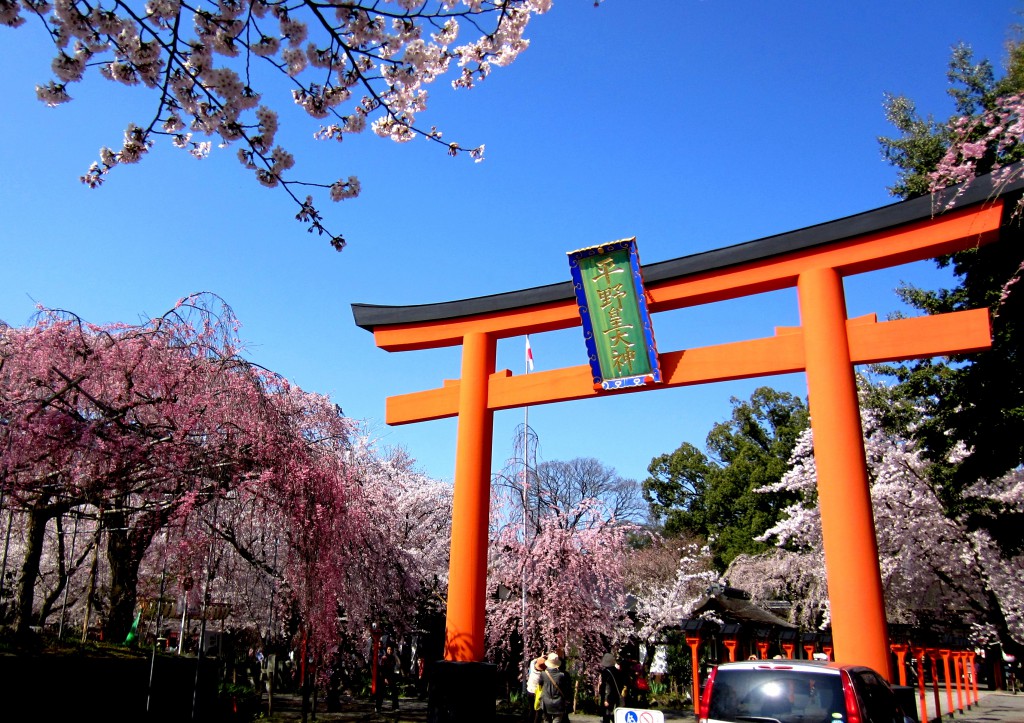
799;267;888;672
446;331;496;662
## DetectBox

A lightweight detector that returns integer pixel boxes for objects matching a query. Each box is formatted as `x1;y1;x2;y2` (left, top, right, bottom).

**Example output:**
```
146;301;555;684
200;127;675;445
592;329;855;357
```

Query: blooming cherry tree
0;0;554;248
925;90;1024;306
929;93;1024;204
0;292;454;669
629;538;718;642
0;293;271;638
726;380;1024;656
486;484;635;685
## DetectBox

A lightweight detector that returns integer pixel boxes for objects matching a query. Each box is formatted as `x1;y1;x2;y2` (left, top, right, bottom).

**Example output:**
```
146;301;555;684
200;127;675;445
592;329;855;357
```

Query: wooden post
940;649;954;718
798;267;890;678
928;651;943;720
913;647;928;723
891;644;909;686
723;639;737;663
966;651;974;700
444;332;496;662
686;637;703;710
953;651;965;712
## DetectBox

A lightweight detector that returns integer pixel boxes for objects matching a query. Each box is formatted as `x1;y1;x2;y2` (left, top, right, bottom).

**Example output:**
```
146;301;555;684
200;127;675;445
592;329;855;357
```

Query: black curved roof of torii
352;167;1024;332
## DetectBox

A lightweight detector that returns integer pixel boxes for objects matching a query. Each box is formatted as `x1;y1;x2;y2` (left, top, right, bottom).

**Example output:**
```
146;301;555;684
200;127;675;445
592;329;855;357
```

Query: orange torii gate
352;170;1017;699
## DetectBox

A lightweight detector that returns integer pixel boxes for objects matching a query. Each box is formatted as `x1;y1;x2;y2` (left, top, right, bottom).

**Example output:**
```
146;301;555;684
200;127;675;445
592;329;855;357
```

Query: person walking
526;655;547;723
541;651;571;723
375;643;402;713
599;653;623;723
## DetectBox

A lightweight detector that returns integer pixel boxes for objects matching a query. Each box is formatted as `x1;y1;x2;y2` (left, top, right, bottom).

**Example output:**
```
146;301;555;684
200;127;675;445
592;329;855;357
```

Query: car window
708;668;844;723
850;670;904;723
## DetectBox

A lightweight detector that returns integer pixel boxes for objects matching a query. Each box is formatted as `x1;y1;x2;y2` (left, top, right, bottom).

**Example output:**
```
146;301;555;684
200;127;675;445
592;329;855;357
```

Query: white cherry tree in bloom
723;429;831;631
376;448;453;595
628;539;718;642
346;442;453;628
725;382;1024;656
0;0;553;249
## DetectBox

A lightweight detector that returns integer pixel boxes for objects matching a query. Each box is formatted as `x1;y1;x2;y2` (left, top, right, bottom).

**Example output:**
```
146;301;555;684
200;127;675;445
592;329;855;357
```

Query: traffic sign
614;708;666;723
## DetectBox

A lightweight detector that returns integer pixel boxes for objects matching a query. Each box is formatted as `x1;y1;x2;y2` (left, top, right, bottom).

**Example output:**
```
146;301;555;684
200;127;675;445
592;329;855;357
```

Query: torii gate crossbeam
353;171;1018;687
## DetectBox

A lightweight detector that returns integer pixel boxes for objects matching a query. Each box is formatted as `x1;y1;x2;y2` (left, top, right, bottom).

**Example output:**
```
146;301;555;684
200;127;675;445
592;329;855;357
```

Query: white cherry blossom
728;378;1024;651
8;0;554;249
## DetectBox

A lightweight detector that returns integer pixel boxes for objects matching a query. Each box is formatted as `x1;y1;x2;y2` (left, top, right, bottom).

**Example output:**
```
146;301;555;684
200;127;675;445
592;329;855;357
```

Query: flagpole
521;335;531;694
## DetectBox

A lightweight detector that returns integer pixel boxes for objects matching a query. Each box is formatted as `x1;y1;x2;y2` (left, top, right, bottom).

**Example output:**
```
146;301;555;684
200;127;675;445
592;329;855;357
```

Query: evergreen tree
642;387;809;570
876;32;1024;549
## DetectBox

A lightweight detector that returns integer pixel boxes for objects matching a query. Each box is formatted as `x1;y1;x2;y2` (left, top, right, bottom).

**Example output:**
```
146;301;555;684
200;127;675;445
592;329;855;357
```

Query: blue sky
0;1;1019;488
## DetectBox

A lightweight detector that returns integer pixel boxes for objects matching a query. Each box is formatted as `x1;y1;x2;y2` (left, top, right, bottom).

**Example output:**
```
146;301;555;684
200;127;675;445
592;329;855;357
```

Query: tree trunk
103;507;166;642
36;515;69;625
103;512;146;642
14;503;55;637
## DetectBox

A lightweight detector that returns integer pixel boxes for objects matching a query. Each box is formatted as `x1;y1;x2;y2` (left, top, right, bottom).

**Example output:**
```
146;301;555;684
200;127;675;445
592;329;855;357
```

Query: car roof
714;660;845;675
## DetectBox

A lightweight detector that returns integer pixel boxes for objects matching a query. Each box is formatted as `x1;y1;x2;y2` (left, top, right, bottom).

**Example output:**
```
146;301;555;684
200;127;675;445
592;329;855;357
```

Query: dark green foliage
642;388;809;570
876;31;1024;556
878;41;1024;199
878;92;949;198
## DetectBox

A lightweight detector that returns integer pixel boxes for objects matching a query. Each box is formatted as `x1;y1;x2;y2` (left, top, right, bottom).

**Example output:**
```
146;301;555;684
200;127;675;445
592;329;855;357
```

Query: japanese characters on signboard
567;238;662;391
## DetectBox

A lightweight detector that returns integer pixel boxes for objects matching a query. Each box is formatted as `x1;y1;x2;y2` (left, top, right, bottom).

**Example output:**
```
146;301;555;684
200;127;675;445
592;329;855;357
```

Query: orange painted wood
686;638;703;712
384;309;991;425
369;199;1004;671
373;300;577;352
798;267;891;679
370;203;1002;351
444;332;496;662
646;204;1003;311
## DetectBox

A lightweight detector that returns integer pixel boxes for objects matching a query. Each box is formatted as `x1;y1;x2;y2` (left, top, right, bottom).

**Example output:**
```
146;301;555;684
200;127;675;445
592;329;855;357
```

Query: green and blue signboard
567;238;662;391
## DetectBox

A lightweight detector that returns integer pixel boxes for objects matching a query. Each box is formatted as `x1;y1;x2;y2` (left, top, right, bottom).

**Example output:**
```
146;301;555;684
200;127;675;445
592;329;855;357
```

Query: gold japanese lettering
611;347;637;374
597;283;627;309
592;257;624;286
603;307;634;349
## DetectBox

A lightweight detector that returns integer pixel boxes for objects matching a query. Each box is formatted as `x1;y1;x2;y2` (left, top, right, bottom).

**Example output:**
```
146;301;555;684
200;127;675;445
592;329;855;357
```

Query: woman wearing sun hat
526;655;547;723
540;651;571;723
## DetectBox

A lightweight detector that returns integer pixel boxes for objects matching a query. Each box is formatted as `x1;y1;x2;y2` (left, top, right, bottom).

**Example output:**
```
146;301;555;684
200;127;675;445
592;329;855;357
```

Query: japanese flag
525;335;534;372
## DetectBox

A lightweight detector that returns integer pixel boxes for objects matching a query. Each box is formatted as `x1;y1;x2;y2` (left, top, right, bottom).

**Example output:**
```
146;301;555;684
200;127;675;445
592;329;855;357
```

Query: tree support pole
444;331;495;663
798;267;891;678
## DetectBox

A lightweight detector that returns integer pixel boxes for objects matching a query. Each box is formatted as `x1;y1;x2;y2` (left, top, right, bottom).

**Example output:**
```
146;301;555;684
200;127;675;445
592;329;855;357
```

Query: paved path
920;690;1024;723
260;693;692;722
260;689;1024;723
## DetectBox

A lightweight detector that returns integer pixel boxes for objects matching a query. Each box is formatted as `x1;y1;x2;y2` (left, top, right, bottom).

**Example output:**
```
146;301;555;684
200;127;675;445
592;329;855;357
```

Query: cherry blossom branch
2;0;555;250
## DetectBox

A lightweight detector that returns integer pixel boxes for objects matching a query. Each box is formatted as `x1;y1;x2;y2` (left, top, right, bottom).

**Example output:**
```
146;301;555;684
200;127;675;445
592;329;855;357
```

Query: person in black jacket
541;652;571;723
599;653;623;723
